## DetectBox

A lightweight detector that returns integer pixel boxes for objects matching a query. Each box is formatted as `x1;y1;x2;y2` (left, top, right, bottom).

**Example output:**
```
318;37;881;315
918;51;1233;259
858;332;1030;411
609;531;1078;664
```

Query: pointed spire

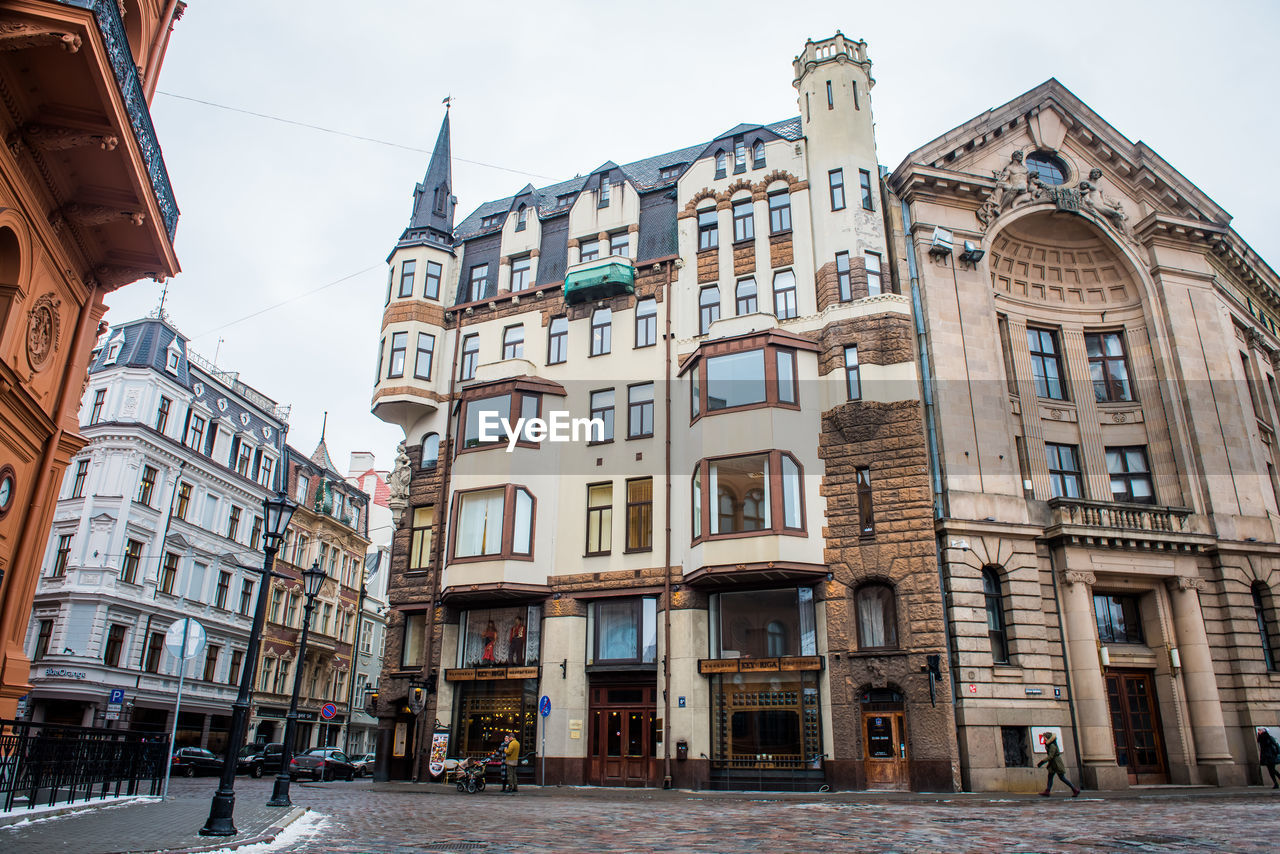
407;108;454;246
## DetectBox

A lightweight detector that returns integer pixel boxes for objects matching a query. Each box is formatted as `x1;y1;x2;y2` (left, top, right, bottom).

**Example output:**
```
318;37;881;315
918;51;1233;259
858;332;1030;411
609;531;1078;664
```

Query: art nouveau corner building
371;35;1280;792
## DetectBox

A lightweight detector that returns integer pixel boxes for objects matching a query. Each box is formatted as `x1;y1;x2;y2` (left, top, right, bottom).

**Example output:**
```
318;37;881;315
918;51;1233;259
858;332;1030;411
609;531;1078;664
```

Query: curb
0;796;159;828
127;806;308;854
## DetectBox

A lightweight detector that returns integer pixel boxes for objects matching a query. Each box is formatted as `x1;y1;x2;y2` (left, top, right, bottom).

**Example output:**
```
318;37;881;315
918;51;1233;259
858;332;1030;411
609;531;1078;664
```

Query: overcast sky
102;0;1280;474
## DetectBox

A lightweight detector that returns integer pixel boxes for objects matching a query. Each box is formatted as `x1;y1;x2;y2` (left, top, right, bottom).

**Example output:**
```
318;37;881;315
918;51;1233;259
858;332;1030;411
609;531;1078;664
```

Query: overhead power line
190;264;381;340
156;91;553;180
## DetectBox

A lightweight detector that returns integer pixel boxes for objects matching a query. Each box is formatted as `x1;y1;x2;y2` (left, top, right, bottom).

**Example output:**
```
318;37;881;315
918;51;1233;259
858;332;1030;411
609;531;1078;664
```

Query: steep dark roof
401;111;455;250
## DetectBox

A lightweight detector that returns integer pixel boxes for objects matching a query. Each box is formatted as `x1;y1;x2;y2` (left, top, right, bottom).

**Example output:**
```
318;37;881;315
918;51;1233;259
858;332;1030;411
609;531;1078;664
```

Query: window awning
563;262;635;304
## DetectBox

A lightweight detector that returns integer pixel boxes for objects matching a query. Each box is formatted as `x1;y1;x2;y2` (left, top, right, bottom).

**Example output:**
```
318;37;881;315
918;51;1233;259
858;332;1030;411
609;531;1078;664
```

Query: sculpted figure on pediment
1080;168;1134;242
977;150;1032;227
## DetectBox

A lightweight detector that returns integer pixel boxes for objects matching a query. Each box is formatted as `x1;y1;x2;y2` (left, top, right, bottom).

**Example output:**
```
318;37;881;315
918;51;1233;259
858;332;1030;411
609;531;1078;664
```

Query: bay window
693;450;805;540
461;390;541;449
711;587;816;659
452;485;535;560
686;336;806;418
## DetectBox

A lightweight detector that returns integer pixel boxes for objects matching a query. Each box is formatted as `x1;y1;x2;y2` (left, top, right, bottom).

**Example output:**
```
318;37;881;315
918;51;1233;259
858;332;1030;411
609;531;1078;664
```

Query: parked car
170;747;223;777
238;742;289;779
350;753;375;777
293;747;357;781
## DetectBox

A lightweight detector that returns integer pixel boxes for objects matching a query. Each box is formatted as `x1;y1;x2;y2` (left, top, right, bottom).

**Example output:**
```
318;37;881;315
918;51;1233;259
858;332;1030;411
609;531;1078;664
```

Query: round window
1025;151;1069;186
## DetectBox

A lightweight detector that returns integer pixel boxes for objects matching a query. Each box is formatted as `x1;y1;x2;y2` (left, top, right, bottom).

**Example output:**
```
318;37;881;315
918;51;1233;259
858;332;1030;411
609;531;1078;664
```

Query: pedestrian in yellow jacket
502;734;520;793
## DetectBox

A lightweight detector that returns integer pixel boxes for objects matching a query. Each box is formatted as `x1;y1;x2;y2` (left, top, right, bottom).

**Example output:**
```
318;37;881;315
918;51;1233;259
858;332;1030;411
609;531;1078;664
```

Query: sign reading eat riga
697;656;823;675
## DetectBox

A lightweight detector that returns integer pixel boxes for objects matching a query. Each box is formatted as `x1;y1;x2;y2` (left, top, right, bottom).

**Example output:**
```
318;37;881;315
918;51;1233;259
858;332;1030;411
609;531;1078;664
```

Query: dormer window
598;177;611;208
659;164;684;181
752;140;766;169
733;137;746;174
103;332;124;364
165;339;182;374
516;205;528;232
557;193;576;208
434;184;448;215
481;213;504;229
715;151;727;179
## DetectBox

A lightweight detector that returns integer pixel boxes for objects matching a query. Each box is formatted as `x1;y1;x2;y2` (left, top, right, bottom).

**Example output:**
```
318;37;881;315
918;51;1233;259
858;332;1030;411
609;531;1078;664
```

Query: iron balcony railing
0;719;168;811
55;0;179;240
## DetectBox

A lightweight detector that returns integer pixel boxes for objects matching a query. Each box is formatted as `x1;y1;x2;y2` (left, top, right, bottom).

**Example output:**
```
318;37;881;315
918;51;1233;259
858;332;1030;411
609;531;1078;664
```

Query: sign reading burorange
698;656;822;675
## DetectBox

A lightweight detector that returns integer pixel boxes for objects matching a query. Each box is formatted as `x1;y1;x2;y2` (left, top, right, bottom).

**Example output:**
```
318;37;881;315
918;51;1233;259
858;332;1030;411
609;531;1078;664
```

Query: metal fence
0;719;169;812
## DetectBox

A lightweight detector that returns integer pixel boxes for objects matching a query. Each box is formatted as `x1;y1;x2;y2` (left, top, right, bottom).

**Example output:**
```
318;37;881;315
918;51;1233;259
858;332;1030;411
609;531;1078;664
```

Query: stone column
1167;576;1238;784
1058;569;1125;789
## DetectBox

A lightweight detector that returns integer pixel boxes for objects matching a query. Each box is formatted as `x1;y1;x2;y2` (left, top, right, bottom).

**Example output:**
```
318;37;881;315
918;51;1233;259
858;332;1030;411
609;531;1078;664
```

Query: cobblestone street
154;777;1279;853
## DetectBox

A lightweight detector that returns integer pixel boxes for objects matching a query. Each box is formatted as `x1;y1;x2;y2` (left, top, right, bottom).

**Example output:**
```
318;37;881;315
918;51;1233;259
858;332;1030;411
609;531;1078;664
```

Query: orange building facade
0;0;183;718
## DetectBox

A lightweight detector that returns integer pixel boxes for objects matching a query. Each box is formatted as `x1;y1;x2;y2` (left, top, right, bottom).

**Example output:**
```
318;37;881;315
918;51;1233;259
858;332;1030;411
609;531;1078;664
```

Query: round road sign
163;618;206;660
321;703;338;720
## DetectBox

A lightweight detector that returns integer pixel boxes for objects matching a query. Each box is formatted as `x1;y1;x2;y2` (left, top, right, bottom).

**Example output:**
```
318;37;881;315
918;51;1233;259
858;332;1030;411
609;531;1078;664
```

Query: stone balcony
1043;498;1213;552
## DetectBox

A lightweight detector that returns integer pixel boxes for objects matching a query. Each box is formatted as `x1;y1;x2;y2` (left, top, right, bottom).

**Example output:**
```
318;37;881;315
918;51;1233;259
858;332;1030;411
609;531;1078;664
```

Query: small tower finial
320;410;327;443
442;94;453;111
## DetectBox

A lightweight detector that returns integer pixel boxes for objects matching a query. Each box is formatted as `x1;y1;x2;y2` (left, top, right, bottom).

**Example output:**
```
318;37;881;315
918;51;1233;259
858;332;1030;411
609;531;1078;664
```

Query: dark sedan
170;747;223;777
293;747;357;781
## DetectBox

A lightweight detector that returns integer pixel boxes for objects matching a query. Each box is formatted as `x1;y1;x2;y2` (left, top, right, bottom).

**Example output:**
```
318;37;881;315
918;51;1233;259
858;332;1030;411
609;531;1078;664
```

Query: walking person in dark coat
1258;728;1280;788
1036;731;1080;797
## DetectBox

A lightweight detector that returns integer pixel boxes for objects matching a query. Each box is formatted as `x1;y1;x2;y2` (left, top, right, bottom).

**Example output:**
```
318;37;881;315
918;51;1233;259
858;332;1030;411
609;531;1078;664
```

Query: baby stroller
447;755;492;793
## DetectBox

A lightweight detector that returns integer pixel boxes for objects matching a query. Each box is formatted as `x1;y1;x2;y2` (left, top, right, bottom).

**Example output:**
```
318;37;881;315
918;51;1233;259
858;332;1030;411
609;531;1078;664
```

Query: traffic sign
164;618;206;660
321;703;338;720
539;695;550;717
109;688;125;704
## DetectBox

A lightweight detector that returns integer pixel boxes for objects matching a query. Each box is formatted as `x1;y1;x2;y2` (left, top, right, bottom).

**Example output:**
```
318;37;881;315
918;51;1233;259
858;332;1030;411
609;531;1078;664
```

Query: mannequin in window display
508;615;526;666
481;620;498;664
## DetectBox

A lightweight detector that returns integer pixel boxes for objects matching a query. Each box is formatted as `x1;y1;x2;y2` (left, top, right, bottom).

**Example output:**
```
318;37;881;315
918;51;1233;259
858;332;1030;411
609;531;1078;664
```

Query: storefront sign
257;706;319;721
44;668;87;680
698;656;822;675
1030;726;1063;754
445;666;540;682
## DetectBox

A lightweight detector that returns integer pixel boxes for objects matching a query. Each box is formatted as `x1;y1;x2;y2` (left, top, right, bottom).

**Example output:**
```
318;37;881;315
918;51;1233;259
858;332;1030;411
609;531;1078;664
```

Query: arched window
983;567;1009;664
736;278;757;315
1025;152;1068;186
421;433;440;470
715;150;727;178
743;488;766;531
856;583;897;649
1253;582;1277;672
699;286;720;334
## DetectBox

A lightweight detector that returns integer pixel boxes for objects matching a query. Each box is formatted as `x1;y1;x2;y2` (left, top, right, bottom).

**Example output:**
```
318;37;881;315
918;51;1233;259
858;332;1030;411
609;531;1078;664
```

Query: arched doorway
861;686;908;790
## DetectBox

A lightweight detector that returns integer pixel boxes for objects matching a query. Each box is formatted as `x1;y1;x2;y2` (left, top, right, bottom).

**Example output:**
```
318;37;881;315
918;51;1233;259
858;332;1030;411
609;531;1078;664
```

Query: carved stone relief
26;293;60;372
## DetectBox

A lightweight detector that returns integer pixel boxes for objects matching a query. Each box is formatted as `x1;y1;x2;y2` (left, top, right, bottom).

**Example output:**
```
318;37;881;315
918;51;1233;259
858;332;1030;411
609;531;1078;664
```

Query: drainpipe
142;0;182;103
662;259;673;790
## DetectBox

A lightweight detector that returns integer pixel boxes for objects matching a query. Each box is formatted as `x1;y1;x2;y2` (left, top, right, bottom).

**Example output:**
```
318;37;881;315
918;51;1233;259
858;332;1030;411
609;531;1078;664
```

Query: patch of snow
193;811;329;854
0;796;157;828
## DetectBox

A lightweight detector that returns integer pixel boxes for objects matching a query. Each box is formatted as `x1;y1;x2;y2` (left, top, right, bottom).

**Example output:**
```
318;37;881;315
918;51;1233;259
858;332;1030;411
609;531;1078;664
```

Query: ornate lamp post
201;491;297;837
268;559;327;808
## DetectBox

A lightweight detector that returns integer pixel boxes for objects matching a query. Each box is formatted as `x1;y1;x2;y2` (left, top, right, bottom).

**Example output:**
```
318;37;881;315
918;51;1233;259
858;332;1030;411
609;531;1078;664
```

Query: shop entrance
861;688;908;790
1105;669;1168;784
588;682;656;786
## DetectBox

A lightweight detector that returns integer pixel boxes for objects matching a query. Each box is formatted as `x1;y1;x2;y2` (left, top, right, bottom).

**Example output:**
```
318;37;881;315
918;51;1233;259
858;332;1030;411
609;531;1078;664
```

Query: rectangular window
1046;443;1083;499
586;482;613;555
710;454;771;534
174;481;192;521
227;505;241;541
71;460;88;498
699;286;720;334
768;193;791;234
826;80;834;109
593;598;657;663
591;308;612;356
609;233;629;257
713;587;816;658
409;332;435;381
736;278;757;315
424;260;441;299
411;506;435;571
859;169;874;211
460;334;479;380
234;442;253;476
547;316;568;364
468;264;489;302
852;80;860;109
155;396;171;433
1027;328;1067;400
295;474;310;505
626;478;653;552
89;389;106;424
715;151;727;179
285;593;298;627
1086;331;1133;402
462;393;540;449
579;239;600;262
260;658;275;692
628;383;654;439
186;414;205;451
502;325;524;360
269;588;283;623
249;516;262;551
453;487;535;559
734;137;746;173
777;349;797;405
773;271;797;319
865;252;883;296
698;209;719;251
121;538;143;584
590;389;615;443
836;252;852;302
1106;446;1155;504
52;534;72;578
635;299;657;348
103;624;126;668
1002;727;1030;768
707;350;765;411
510;256;531;291
1094;593;1145;644
598;178;611;207
829;169;846;211
239;579;254;616
388;331;407;378
227;650;243;686
398;259;416;298
401;612;425;669
844;346;861;400
732;200;754;242
203;645;220;682
33;619;53;661
857;466;874;536
161;552;179;595
144;631;165;673
215;570;230;609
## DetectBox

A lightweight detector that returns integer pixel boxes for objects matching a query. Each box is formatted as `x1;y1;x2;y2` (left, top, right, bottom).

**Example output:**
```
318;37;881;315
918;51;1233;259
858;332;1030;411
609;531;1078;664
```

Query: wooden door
862;711;908;790
1105;669;1168;784
589;684;655;786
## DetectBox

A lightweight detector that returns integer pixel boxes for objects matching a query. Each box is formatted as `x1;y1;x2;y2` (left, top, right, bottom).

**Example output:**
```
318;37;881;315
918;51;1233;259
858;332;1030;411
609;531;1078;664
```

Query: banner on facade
698;656;822;675
428;730;450;777
445;666;540;682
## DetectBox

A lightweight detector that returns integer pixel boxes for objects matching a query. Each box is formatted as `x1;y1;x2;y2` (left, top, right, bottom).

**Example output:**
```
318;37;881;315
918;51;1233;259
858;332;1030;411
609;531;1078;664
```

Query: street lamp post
268;559;327;808
200;492;297;837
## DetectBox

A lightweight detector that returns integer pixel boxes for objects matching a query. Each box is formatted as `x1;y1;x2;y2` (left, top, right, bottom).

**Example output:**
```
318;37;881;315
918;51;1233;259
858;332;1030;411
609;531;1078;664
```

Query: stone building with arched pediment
887;79;1280;791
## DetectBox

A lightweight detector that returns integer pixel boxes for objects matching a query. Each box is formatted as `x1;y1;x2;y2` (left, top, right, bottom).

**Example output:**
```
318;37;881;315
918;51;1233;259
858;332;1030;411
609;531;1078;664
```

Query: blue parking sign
109;689;124;704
